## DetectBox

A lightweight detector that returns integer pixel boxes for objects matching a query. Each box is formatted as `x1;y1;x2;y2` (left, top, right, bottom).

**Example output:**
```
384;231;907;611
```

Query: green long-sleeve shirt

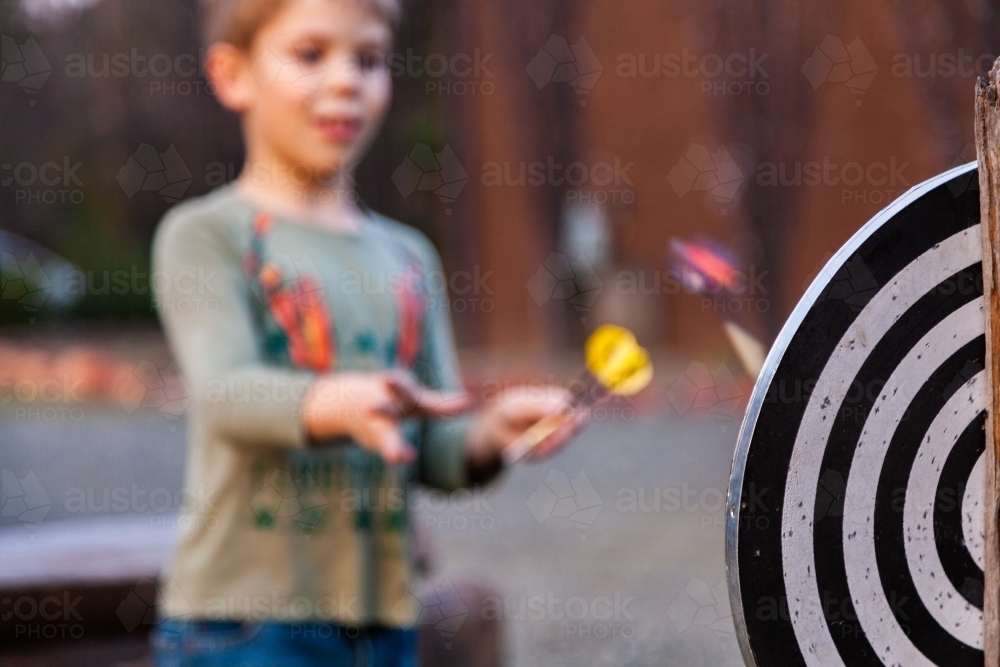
152;184;473;626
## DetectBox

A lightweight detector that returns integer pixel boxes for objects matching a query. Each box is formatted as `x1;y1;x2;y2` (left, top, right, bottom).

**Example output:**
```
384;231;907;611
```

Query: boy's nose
319;55;363;97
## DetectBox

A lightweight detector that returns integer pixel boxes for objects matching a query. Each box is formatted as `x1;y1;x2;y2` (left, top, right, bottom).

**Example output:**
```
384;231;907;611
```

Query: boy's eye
296;47;323;65
357;51;387;73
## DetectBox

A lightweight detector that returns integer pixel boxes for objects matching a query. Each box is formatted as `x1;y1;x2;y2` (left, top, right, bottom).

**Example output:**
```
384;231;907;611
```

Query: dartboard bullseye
727;162;986;667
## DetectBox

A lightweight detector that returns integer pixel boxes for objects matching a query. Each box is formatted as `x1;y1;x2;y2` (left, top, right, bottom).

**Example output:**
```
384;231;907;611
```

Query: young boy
149;0;583;664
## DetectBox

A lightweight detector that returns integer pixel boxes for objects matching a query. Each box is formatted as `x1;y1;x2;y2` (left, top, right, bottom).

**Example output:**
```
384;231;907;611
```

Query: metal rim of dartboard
726;161;986;667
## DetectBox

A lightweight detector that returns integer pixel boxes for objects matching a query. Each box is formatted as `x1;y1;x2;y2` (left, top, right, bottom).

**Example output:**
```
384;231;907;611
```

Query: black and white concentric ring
782;225;984;667
728;162;985;667
902;369;984;648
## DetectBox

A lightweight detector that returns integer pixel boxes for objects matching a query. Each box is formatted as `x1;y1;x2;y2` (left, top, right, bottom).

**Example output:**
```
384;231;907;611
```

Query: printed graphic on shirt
392;255;426;369
241;209;434;537
249;451;409;535
243;211;336;373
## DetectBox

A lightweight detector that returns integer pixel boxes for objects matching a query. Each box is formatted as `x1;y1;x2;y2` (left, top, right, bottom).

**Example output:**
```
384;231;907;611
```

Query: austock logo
815;468;846;521
526;34;603;105
944;358;985;398
250;33;325;92
392;144;468;214
947;143;978;197
1;34;52;106
480;589;635;639
891;49;997;80
667;578;734;649
526;252;603;322
525;469;603;539
480;155;635;204
2;157;87;205
752;591;913;631
615;48;770;97
250;467;328;533
387;48;495;96
666;361;743;431
1;469;51;526
1;252;52;322
668;143;745;215
815;254;878;311
393;578;469;649
3;591;85;640
116;143;193;202
116;578;161;633
802;35;878;106
117;578;192;632
115;360;192;427
754;155;910;206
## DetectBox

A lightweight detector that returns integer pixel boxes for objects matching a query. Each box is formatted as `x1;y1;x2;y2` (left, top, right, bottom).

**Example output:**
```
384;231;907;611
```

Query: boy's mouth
316;117;361;143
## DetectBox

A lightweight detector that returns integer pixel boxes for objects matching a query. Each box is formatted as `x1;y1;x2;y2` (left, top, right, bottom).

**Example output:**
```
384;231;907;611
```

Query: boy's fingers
372;373;419;416
382;371;471;418
369;418;416;464
510;390;572;419
501;392;573;433
382;440;417;465
412;390;471;417
529;408;589;460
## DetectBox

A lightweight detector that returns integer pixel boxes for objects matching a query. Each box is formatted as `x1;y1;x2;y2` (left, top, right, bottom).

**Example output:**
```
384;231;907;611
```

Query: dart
502;324;653;465
670;237;767;377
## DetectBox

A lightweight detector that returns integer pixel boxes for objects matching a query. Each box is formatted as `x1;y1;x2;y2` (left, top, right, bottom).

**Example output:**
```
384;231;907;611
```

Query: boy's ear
205;43;255;113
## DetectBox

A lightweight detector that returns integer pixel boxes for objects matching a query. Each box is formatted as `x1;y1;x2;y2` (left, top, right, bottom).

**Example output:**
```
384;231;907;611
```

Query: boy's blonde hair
202;0;402;51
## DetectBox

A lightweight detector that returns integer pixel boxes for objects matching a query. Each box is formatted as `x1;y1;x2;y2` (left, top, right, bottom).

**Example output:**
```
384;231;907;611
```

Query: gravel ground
1;403;745;666
416;412;744;667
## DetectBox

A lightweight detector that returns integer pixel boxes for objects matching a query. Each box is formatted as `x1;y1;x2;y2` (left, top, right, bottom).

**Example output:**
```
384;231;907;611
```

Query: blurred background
1;0;998;665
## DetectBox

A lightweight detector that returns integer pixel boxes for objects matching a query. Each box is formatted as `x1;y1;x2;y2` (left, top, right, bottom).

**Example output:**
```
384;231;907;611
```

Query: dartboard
727;162;986;667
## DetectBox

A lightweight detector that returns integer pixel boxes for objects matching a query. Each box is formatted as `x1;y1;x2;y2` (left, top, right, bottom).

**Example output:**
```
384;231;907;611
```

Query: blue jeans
151;618;419;667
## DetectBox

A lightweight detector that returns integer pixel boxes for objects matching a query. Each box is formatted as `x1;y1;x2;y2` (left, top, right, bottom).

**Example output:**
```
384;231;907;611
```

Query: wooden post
976;61;1000;667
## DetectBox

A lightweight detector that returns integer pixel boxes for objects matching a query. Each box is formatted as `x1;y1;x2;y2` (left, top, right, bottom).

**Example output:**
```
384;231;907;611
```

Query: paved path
1;406;745;666
417;413;744;667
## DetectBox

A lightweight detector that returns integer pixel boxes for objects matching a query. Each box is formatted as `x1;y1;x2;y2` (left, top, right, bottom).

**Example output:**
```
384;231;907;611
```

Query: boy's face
241;0;392;180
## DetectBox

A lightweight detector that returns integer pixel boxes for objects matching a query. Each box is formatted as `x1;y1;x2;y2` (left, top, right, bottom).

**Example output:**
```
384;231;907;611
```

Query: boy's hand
468;386;588;466
304;371;470;464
